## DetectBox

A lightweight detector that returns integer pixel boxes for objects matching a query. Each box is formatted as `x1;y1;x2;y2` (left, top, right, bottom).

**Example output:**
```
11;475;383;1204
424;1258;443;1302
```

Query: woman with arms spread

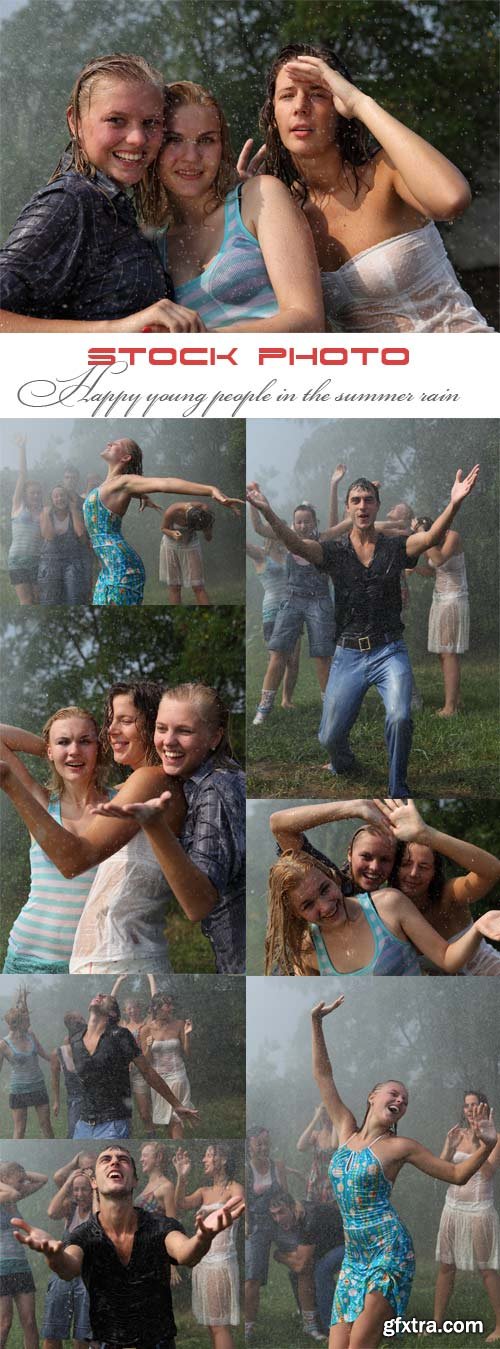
0;53;204;334
311;997;496;1347
145;80;323;332
84;436;242;606
245;43;493;333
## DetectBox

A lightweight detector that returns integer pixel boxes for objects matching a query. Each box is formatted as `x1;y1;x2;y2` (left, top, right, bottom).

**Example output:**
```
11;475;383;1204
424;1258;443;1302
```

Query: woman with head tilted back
251;42;493;332
144;80;323;332
311;997;496;1347
141;989;194;1138
433;1090;500;1340
264;799;500;976
0;53;207;334
84;437;242;606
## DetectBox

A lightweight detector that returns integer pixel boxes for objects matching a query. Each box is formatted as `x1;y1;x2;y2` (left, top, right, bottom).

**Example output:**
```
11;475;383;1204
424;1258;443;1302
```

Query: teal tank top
164;186;279;329
311;892;421;975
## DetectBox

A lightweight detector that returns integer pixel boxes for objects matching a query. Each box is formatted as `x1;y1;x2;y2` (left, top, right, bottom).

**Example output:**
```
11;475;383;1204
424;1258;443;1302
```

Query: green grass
0;899;215;977
0;1088;244;1142
249;1257;494;1347
247;652;500;798
0;572;244;609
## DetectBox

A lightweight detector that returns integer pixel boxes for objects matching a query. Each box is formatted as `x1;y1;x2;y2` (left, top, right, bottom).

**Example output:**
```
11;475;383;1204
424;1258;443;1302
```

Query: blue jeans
319;640;413;795
74;1118;130;1138
315;1245;345;1332
268;594;335;658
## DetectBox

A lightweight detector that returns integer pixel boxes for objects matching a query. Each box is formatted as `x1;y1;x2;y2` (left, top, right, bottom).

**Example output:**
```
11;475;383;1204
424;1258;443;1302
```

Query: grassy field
250;1257;493;1347
0;573;244;609
0;899;215;976
247;653;500;798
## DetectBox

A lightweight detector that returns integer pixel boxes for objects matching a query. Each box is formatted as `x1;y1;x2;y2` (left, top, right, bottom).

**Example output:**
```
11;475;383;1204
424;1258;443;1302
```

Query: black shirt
66;1208;185;1344
275;1201;344;1261
316;535;417;641
0;164;172;321
71;1025;140;1122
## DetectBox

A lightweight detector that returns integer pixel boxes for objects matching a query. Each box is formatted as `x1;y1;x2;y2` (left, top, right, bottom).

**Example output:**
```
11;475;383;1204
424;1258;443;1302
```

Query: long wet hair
461;1089;489;1127
186;505;215;531
160;682;238;769
139;80;237;227
4;985;30;1033
119;438;143;476
100;681;162;767
260;42;376;206
390;841;446;907
42;706;107;796
265;849;348;976
50;53;165;184
211;1141;238;1183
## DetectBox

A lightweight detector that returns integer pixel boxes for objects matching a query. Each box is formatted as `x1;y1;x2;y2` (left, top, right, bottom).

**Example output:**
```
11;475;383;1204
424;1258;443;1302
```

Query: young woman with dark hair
433;1090;500;1340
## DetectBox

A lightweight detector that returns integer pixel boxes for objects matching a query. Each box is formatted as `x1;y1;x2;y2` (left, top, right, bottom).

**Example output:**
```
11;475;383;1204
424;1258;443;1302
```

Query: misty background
0;605;245;972
246;797;500;975
0;0;498;325
0;420;245;606
0;973;245;1138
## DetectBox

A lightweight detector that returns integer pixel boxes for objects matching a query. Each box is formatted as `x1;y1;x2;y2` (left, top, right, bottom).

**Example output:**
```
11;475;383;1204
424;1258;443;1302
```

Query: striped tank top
261;556;288;625
3;1033;46;1097
7;797;106;967
168;186;279;329
311;891;421;975
8;506;42;569
0;1202;31;1277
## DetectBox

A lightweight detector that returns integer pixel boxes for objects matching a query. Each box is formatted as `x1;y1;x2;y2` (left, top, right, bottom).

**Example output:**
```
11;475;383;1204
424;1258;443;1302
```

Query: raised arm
249;501;276;540
47;1170;81;1219
403;1107;496;1183
246;484;324;565
328;465;347;529
213;176;324;333
166;1196;245;1267
425;530;463;567
283;55;471;221
405;467;479;559
296;1105;323;1152
11;435;28;513
383;888;500;972
172;1149;204;1211
311;999;356;1142
270;799;387;853
246;541;266;565
376;798;500;907
0;723;49;802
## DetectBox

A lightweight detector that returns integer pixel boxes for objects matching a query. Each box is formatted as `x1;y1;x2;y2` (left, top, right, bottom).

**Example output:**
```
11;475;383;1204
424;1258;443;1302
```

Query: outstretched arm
133;1053;199;1124
311;999;356;1141
270;799;388;853
406;467;479;559
116;476;243;514
384;887;500;971
404;1107;496;1182
249;501;276;540
166;1195;245;1267
375;798;500;907
296;1105;322;1152
246;484;324;565
88;793;218;922
328;464;347;529
11;1220;83;1279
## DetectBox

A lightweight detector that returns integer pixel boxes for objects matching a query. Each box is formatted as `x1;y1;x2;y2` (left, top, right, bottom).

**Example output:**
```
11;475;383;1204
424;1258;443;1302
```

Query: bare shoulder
374;886;405;911
242;174;292;206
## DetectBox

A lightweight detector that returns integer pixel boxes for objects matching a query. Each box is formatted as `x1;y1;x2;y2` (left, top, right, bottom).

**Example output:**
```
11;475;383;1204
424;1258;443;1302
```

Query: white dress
321;222;493;332
427;551;469;654
159;524;204;588
192;1202;240;1326
69;829;173;974
149;1037;192;1125
436;1150;499;1269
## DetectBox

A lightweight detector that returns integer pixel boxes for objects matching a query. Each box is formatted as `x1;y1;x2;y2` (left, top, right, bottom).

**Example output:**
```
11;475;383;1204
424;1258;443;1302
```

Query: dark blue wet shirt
0;163;172;321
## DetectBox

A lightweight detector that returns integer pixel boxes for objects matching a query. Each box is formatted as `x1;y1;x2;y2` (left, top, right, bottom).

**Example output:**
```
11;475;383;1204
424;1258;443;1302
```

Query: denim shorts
268;594;335;658
74;1118;131;1138
41;1274;92;1339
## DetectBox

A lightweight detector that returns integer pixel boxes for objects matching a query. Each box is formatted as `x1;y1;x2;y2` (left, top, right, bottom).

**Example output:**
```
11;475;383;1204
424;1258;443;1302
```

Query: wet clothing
71;1024;140;1127
311;891;421;976
0;163;172;322
192;1203;240;1326
3;1032;49;1110
329;1139;415;1322
57;1042;84;1138
7;506;42;585
83;488;145;606
321;221;493;333
38;509;86;605
267;550;335;658
181;757;246;973
317;534;416;644
245;1159;282;1285
436;1150;499;1271
41;1204;93;1341
427;551;469;653
161;185;278;329
0;1201;35;1295
66;1208;184;1345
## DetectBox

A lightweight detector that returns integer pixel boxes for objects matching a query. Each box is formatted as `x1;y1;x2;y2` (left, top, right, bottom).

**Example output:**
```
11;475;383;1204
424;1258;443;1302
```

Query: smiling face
108;692;148;770
95;1148;136;1197
72;1175;92;1209
203;1145;216;1177
368;1081;408;1129
100;438;133;467
349;829;396;893
346;486;379;531
68;78;163;187
273;64;337;161
463;1093;482;1127
290;864;344;927
248;1130;270;1162
397;843;436;905
140;1142;157;1175
26;482;43;512
51;486;69;512
46;715;99;787
293;507;317;538
159;103;222;204
154;695;222;779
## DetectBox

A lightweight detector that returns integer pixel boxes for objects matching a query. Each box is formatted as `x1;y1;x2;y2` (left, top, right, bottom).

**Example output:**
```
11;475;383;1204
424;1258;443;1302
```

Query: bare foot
281;701;295;711
485;1331;500;1343
435;708;459;717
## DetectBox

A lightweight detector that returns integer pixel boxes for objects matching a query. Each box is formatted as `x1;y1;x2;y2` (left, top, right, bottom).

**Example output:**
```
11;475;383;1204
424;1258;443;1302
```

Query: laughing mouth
113;152;145;162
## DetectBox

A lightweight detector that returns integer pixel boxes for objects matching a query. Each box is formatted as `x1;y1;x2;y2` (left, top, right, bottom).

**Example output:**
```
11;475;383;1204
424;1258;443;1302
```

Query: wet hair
269;1188;296;1214
115;438;143;477
22;479;43;508
211;1141;238;1182
142;1140;170;1171
50;53;165;183
293;502;318;527
159;682;238;769
346;478;380;506
64;1011;86;1036
42;705;108;796
461;1089;489;1125
341;826;396;893
360;1080;408;1136
260;42;376;206
413;515;434;533
140;80;236;227
101;681;162;766
0;1161;26;1184
95;1146;138;1180
102;996;121;1025
186;505;215;531
149;991;174;1018
50;483;69;508
4;986;30;1033
390;841;445;907
265;849;349;975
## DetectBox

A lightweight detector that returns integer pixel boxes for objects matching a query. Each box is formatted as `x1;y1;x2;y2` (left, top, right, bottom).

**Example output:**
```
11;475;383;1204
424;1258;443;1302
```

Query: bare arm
32;1034;51;1063
406;468;479;559
375;798;500;907
249;502;276;540
214;177;324;333
39;508;56;541
426;531;462;567
270;799;387;853
50;1051;61;1117
10;1220;83;1279
110;475;242;508
47;1171;80;1219
166;1196;245;1267
404;1123;495;1184
0;732;49;802
68;500;85;537
328;465;347;529
53;1154;85;1187
246;541;266;564
12;435;28;512
133;1053;199;1122
311;1000;356;1141
382;888;500;971
296;1107;322;1152
246;484;324;565
0;297;207;335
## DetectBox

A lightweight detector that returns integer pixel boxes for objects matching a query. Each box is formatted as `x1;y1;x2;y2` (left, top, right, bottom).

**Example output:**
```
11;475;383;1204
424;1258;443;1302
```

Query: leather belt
337;633;396;652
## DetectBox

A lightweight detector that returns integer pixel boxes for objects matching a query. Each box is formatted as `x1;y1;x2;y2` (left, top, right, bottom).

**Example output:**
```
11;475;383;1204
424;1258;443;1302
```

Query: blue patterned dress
83;488;145;605
328;1137;415;1323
